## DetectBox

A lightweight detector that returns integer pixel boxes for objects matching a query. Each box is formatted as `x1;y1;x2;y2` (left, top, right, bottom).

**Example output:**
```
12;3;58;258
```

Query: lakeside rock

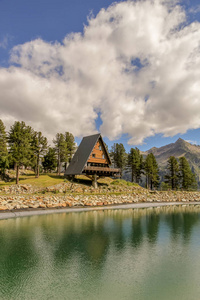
1;180;200;211
0;188;200;211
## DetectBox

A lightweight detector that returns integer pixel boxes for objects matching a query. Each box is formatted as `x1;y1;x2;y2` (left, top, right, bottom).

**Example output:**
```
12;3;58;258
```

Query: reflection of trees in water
165;213;182;240
53;221;110;269
182;212;199;241
112;218;126;252
146;213;160;244
1;204;200;294
52;210;143;264
165;208;200;242
130;209;160;247
131;216;143;248
0;225;38;296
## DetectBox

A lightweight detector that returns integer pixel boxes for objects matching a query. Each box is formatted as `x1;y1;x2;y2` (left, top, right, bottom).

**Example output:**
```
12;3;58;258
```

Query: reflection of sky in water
1;205;200;300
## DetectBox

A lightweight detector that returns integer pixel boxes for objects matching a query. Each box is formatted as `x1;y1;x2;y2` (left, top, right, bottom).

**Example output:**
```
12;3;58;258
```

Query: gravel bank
1;182;200;220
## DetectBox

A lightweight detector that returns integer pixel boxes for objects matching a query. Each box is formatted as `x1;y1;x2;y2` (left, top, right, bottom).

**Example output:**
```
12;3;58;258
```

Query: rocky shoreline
1;182;200;211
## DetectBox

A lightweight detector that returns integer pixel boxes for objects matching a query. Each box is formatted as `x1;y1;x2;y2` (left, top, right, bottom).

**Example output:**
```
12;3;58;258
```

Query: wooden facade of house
87;140;109;166
65;133;121;187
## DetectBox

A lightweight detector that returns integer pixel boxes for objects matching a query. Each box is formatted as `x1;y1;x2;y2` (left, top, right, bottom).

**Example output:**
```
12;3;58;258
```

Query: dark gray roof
65;133;111;175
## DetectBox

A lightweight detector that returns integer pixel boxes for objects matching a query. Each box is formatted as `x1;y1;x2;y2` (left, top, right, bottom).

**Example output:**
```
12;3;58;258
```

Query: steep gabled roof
65;133;111;175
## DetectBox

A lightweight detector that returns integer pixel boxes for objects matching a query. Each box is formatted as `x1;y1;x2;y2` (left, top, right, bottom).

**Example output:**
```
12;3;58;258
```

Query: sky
0;0;200;152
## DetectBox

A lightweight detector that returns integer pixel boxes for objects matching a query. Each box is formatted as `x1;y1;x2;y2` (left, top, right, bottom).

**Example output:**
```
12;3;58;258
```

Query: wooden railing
84;166;121;173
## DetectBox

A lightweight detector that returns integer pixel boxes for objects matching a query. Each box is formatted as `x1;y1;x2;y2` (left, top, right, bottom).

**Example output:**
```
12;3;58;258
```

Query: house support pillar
92;174;98;189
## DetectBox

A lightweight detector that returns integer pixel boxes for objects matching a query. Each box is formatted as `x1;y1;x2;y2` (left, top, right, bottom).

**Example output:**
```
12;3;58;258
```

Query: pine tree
53;133;68;175
165;156;179;190
8;121;33;184
128;147;143;183
64;132;76;170
32;131;48;177
42;147;57;173
179;156;197;190
0;120;9;179
144;153;159;190
110;143;127;173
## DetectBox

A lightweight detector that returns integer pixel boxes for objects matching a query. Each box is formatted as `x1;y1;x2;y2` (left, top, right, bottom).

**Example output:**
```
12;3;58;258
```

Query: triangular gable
65;133;111;175
88;135;111;165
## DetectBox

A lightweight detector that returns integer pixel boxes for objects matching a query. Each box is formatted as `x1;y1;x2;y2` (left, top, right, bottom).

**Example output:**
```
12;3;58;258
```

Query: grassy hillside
0;172;65;188
0;172;139;196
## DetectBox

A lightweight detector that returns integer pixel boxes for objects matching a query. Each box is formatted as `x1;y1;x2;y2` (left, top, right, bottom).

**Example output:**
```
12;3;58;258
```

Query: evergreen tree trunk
16;165;19;184
131;167;134;182
37;164;39;178
147;175;151;189
57;153;61;175
171;170;174;190
172;176;175;190
150;179;153;190
36;156;40;178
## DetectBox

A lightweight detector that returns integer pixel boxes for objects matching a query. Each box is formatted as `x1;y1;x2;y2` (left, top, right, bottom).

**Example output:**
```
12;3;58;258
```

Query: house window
92;154;96;158
102;154;105;159
99;145;102;150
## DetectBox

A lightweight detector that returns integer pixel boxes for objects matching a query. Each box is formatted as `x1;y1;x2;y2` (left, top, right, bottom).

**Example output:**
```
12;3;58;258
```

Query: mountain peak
175;138;185;144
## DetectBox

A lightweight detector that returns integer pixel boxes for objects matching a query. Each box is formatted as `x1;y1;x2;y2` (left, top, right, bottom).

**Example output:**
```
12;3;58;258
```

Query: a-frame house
65;133;121;187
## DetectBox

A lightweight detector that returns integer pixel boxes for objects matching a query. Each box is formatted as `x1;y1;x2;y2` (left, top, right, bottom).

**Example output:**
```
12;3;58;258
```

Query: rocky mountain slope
142;138;200;184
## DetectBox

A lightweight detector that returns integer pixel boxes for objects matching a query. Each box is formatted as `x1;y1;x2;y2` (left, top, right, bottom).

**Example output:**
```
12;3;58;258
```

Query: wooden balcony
83;166;121;176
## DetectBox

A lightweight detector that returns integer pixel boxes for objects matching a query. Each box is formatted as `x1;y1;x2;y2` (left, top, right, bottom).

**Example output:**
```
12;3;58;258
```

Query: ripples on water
1;205;200;300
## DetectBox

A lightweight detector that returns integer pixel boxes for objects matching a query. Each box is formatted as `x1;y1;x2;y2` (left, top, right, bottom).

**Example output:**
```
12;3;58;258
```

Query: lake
1;205;200;300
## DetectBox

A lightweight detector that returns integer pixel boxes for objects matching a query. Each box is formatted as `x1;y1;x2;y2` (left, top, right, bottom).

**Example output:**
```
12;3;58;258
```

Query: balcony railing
84;166;121;173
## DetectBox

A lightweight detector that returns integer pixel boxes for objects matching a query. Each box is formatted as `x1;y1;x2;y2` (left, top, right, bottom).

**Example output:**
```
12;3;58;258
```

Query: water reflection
146;212;160;244
131;216;143;248
165;210;199;242
0;205;200;299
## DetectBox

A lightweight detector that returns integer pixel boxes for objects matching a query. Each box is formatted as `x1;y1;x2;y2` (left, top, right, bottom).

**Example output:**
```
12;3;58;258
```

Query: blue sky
0;0;116;65
1;0;200;151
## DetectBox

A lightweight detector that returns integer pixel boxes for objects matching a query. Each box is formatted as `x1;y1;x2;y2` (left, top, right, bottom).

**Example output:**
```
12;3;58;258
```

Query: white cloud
0;0;200;144
189;5;200;14
0;36;8;49
186;140;198;145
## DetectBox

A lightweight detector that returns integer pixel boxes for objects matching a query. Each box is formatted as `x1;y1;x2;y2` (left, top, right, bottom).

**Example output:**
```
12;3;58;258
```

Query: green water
1;205;200;300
